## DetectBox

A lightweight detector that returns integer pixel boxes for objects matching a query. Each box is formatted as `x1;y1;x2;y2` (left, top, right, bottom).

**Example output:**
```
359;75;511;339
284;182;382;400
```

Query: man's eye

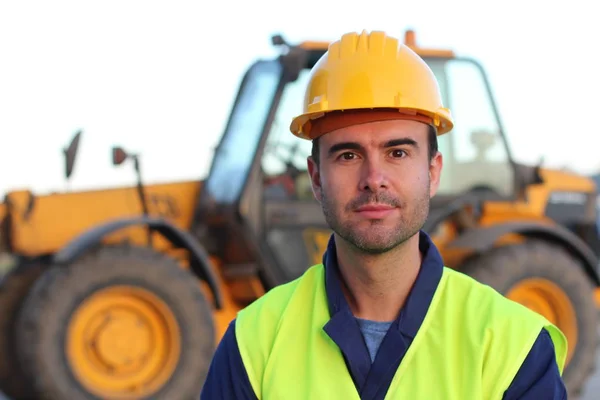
391;149;406;158
340;152;356;160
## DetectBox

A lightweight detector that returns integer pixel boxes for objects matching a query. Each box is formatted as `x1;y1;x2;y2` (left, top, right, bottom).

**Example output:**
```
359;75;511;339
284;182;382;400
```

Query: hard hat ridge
289;30;454;140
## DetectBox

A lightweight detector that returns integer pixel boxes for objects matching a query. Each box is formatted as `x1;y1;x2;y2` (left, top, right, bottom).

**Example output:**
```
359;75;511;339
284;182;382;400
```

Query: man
201;30;568;399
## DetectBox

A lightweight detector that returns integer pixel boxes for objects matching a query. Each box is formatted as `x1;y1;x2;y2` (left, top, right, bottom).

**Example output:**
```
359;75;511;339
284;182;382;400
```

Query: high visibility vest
235;263;567;399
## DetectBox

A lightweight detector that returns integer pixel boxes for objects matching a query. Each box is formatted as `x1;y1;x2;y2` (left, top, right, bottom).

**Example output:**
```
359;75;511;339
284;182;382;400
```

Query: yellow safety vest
235;263;567;399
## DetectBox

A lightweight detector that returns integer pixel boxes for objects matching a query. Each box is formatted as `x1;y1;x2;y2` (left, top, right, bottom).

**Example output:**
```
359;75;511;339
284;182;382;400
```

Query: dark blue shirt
201;231;567;399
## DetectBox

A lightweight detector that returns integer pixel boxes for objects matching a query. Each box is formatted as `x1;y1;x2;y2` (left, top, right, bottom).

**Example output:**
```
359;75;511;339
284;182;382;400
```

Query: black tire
0;262;45;399
460;239;597;397
14;245;216;400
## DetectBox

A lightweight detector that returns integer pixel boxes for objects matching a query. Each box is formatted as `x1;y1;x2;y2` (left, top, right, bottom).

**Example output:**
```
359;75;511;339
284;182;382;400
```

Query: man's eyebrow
327;138;419;157
383;138;419;148
327;142;363;156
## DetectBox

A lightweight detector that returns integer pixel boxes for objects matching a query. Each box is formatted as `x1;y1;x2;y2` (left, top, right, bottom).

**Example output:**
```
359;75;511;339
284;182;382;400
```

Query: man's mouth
354;204;396;219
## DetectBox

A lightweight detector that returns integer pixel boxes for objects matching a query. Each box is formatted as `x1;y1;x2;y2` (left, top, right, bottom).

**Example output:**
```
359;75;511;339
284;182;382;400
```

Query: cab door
260;69;332;284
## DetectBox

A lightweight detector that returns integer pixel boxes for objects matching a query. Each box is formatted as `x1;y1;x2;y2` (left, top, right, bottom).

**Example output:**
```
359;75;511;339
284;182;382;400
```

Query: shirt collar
322;230;444;338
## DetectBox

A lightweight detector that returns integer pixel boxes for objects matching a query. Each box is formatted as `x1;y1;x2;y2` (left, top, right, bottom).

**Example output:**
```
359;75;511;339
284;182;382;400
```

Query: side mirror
110;147;148;218
63;130;82;179
112;146;129;166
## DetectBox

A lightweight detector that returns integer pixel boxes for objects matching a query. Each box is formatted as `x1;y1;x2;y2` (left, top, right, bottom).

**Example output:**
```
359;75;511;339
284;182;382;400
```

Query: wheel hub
67;285;181;399
92;310;151;373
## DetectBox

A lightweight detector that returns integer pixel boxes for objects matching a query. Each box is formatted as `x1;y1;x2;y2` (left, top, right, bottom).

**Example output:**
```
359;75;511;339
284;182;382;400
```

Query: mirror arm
132;155;149;217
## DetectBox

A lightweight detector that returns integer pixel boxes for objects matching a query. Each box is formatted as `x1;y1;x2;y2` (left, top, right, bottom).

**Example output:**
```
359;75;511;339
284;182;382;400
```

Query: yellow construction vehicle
0;30;598;399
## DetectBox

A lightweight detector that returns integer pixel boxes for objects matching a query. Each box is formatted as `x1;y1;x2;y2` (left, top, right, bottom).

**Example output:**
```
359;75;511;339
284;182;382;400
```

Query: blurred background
2;0;599;196
2;1;600;399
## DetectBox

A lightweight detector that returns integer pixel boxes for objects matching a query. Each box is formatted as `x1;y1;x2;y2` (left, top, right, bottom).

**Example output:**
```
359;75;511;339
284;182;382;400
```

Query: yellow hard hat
289;30;454;140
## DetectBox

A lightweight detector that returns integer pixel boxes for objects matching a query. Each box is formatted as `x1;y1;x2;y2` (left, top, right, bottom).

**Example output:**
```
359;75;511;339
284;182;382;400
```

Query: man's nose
358;158;389;192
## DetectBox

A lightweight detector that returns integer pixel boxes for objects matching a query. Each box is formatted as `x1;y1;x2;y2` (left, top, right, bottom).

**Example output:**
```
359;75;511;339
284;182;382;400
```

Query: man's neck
334;233;422;322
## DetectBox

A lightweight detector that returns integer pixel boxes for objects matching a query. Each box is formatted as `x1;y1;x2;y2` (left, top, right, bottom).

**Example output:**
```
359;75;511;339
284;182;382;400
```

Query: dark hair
310;124;439;166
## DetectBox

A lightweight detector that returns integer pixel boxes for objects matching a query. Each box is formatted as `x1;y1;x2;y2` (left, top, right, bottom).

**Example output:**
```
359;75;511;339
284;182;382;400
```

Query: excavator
0;30;597;399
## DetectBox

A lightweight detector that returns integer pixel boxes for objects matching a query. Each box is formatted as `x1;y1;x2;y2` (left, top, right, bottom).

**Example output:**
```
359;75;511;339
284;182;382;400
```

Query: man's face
307;119;443;254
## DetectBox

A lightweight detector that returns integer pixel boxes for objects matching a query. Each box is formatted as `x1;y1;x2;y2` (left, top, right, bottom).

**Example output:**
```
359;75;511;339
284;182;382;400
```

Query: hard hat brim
290;107;454;140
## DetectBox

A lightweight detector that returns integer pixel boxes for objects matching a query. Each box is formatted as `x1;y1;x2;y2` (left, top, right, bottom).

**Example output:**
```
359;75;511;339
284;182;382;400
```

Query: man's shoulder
440;267;567;394
441;267;551;327
232;263;326;388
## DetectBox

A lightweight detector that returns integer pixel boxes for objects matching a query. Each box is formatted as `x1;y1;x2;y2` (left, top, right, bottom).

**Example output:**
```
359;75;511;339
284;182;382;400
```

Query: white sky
1;0;598;197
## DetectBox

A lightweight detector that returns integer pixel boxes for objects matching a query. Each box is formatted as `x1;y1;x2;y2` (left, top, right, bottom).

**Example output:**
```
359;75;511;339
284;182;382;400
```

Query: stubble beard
320;184;431;255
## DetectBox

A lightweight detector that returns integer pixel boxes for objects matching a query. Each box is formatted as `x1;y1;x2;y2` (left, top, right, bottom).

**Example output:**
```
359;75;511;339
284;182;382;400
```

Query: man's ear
307;156;322;203
428;151;443;198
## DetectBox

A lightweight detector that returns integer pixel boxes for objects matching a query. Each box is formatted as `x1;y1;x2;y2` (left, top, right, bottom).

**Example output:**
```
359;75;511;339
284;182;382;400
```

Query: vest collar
320;230;445;392
322;230;444;339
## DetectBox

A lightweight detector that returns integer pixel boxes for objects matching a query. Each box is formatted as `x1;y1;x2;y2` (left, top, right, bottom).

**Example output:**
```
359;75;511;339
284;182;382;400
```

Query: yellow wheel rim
66;285;181;399
507;278;578;365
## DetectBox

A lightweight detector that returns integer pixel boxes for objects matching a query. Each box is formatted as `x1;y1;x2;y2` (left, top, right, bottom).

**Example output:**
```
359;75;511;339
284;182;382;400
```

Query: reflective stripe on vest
235;264;567;399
